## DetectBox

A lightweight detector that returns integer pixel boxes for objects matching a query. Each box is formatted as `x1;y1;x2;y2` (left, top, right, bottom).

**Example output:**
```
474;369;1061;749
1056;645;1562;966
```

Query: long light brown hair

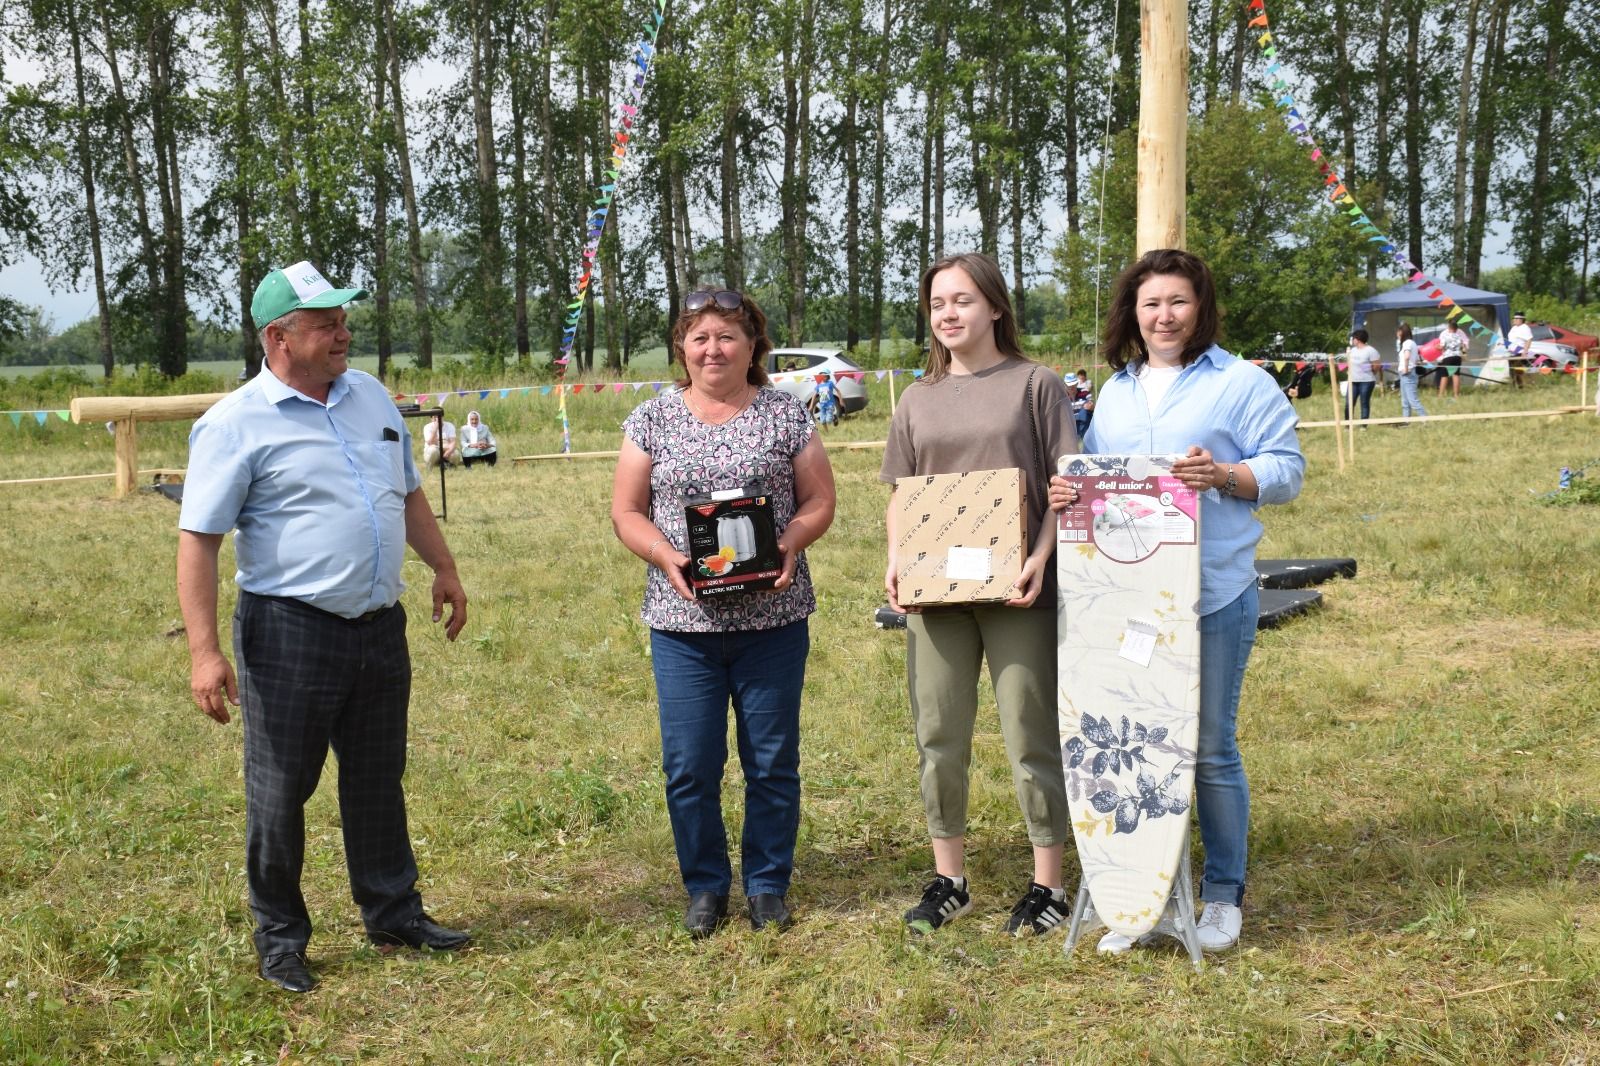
918;253;1026;383
1102;249;1222;372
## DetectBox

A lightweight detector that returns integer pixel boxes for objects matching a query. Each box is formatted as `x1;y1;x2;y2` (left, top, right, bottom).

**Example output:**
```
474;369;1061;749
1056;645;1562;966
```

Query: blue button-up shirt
1085;345;1305;615
179;365;421;619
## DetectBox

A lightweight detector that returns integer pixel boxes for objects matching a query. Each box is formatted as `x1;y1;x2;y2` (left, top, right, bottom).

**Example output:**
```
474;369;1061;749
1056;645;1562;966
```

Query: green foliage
1;381;1598;1060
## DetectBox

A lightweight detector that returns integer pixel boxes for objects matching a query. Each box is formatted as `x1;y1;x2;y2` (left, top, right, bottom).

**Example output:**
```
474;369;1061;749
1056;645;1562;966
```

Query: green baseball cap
251;260;368;329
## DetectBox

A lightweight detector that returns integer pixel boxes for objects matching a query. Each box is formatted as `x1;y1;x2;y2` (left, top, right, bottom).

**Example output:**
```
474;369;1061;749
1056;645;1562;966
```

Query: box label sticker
945;546;993;581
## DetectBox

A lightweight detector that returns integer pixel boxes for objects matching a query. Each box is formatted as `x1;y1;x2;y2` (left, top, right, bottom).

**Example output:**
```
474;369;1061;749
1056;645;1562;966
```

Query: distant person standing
1345;329;1380;422
813;371;841;426
1436;320;1468;399
1071;368;1095;441
177;262;471;994
1507;312;1533;390
1396;323;1427;422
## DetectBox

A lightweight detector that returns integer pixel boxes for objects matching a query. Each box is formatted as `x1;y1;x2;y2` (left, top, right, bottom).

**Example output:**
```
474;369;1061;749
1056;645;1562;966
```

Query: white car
766;348;869;414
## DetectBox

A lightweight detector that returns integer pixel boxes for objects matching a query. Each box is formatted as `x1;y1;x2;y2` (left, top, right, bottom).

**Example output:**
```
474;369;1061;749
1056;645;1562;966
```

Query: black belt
246;591;396;624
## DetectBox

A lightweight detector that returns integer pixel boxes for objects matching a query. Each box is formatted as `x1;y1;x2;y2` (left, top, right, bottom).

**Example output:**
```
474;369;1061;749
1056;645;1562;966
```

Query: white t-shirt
1398;339;1420;374
423;420;457;447
1438;330;1467;359
1136;363;1183;414
1346;344;1380;383
1507;323;1533;356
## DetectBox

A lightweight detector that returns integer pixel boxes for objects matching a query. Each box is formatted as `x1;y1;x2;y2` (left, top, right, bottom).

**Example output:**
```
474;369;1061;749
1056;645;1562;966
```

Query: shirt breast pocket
350;440;407;500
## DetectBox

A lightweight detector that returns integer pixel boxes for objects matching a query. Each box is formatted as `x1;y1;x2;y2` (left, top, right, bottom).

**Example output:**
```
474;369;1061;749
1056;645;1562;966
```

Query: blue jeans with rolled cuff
1196;584;1258;907
648;619;808;898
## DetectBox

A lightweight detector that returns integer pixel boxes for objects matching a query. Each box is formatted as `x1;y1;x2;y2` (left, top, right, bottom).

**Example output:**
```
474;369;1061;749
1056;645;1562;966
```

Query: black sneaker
1005;883;1070;937
903;875;973;933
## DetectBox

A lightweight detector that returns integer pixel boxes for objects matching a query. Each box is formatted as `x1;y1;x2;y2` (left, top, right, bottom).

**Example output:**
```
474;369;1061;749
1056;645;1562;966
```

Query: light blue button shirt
1084;345;1305;615
179;365;422;619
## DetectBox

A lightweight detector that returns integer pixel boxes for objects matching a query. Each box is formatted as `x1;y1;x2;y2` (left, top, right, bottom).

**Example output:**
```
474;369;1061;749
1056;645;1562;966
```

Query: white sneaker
1195;902;1241;952
1096;930;1137;954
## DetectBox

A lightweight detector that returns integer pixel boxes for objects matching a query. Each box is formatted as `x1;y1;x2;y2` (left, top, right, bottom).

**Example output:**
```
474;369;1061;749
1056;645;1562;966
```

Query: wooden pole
113;417;138;496
1582;349;1590;411
1325;357;1346;472
69;393;225;498
888;368;899;415
1135;0;1188;254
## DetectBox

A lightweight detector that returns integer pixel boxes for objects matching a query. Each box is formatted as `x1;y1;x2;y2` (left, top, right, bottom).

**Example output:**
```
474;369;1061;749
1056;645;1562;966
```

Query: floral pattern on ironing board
1056;453;1201;938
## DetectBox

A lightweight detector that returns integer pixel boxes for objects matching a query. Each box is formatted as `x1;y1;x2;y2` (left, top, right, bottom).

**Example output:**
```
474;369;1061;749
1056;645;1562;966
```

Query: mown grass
1;370;1597;1063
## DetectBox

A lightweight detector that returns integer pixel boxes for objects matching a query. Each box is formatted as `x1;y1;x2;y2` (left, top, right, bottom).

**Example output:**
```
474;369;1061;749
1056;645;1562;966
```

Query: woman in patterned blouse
610;288;837;939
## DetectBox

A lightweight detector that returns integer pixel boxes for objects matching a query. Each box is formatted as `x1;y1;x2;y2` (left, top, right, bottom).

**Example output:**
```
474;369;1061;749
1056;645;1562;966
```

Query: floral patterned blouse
622;387;818;633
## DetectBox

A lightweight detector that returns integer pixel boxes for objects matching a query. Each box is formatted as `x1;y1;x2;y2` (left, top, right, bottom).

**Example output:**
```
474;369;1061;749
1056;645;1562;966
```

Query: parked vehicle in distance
1530;322;1599;353
766;348;869;414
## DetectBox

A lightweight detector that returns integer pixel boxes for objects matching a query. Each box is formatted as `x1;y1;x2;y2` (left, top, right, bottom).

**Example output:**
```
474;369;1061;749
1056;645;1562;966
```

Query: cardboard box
893;467;1027;608
683;486;782;597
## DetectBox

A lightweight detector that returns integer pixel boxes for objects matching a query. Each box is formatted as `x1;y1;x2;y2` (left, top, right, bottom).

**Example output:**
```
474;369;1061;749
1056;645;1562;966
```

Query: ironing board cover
1056;454;1202;937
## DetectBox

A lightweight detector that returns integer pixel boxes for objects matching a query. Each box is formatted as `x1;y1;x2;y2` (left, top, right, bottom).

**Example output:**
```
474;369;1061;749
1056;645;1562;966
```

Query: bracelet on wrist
646;537;667;565
1220;464;1238;496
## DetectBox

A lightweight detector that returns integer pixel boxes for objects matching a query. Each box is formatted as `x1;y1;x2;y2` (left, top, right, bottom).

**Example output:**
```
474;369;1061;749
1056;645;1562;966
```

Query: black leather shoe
684;891;729;939
367;913;471;951
748;893;792;932
259;952;316;993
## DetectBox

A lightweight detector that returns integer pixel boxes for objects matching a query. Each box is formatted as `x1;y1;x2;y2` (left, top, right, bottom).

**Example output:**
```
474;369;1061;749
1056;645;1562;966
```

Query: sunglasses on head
684;289;744;312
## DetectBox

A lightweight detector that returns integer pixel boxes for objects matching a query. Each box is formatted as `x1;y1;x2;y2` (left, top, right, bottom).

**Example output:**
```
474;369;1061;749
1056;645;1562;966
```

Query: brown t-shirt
880;357;1076;604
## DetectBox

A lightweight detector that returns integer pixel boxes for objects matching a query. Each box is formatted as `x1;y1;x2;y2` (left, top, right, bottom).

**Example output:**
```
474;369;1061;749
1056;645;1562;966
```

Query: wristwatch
1220;464;1238;496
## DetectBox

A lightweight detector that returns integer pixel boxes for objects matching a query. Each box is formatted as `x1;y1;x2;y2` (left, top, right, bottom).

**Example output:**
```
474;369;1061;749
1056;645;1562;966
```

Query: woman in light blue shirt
1049;248;1304;954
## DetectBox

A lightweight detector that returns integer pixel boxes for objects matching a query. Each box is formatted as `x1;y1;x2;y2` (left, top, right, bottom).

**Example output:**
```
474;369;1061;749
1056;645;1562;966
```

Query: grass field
1;370;1597;1063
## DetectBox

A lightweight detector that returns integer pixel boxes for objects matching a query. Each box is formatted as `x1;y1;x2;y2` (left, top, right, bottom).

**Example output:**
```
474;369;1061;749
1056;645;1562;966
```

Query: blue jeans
1399;371;1427;418
649;620;808;898
1197;584;1258;906
1347;380;1375;420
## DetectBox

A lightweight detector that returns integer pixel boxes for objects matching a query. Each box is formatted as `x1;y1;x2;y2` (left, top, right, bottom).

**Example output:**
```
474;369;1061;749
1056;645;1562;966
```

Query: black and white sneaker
1005;883;1070;937
903;875;973;933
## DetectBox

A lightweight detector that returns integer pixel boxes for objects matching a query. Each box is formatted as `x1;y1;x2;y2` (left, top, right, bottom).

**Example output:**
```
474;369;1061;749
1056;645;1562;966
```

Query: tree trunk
1402;0;1424;271
778;0;815;344
97;2;163;339
868;0;890;355
298;0;322;266
1061;0;1081;235
1011;163;1025;328
1334;0;1355;174
720;74;745;290
1523;0;1566;292
599;65;621;370
843;13;861;351
673;163;696;288
259;0;306;260
381;0;433;366
508;17;530;366
371;16;392;379
67;0;113;378
1449;0;1481;279
1370;0;1394;291
231;0;259;378
1202;0;1222;113
933;21;947;260
537;0;562;359
469;0;505;362
1464;0;1509;286
146;14;188;376
1228;3;1247;103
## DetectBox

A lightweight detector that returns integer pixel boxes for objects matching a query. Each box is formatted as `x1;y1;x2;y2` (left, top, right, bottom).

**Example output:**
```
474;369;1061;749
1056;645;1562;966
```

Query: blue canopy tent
1352;281;1510;363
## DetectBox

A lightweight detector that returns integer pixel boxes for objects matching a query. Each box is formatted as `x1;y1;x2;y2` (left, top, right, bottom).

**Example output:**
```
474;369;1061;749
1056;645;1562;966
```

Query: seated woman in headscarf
460;410;498;467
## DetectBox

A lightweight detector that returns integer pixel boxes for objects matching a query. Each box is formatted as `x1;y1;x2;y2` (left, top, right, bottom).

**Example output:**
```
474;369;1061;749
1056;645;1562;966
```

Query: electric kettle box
893;467;1026;608
682;486;782;597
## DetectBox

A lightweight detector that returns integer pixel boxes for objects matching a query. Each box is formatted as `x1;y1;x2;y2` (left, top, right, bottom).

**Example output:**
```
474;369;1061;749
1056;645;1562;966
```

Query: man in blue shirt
177;262;470;993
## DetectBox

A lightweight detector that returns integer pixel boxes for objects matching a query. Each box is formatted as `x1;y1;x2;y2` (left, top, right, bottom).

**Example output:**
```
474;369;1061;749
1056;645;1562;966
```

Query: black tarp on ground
1256;558;1357;589
1257;588;1323;629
